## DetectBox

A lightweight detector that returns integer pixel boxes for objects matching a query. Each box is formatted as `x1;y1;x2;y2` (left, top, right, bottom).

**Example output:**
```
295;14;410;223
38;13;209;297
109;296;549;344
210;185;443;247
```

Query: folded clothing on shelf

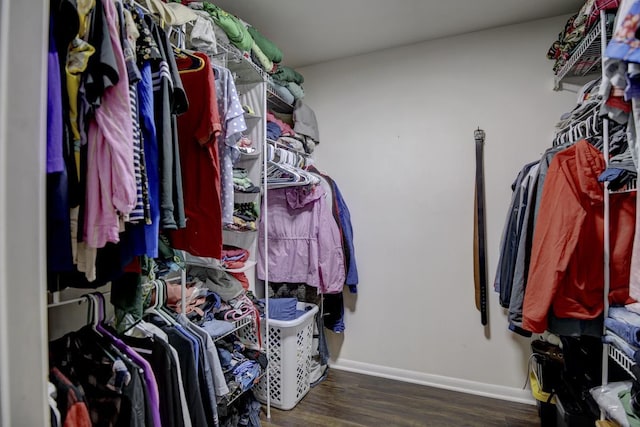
201;318;236;338
233;168;260;193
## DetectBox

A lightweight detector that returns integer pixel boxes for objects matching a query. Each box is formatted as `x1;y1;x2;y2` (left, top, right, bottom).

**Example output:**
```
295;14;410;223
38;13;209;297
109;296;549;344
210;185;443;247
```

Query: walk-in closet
5;0;640;426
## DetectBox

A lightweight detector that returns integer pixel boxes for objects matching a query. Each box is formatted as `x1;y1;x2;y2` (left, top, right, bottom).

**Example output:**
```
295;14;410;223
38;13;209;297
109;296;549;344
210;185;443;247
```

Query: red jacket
522;140;636;333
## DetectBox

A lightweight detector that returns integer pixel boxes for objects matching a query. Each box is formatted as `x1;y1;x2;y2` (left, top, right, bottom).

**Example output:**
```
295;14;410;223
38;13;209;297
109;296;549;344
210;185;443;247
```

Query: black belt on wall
473;128;488;326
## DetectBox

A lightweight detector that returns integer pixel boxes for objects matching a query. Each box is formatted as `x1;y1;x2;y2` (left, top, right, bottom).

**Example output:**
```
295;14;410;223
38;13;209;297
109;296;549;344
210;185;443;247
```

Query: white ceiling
209;0;585;68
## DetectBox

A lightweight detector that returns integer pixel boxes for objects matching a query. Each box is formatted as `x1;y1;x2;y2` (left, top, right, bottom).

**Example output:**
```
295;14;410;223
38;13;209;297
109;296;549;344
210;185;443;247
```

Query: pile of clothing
221;244;252;289
598;306;640;426
547;0;620;73
267;107;320;155
226;202;259;232
187;1;303;85
266;111;295;140
216;333;267;400
233;168;260;193
269;66;305;103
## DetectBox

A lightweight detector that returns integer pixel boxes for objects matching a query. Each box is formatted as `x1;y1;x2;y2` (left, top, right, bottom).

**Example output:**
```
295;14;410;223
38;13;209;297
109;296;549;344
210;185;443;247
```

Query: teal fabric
202;3;253;52
247;26;283;63
619;390;640;427
286;82;304;100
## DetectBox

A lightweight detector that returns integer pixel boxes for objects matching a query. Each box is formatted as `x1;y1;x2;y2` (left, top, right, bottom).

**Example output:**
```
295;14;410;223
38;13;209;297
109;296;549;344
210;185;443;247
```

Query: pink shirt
84;0;136;248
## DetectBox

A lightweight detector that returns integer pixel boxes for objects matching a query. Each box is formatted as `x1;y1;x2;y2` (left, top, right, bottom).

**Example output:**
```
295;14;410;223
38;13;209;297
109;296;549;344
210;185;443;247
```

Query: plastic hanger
94;292;107;325
83;292;120;362
158;278;183;322
568;124;575;143
84;293;103;337
173;46;205;71
574;122;582;141
145;279;177;326
592;109;600;135
84;293;96;331
582;121;591;140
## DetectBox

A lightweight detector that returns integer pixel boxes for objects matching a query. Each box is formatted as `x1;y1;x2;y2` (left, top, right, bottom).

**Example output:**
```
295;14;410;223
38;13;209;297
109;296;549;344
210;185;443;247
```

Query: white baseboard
329;359;536;405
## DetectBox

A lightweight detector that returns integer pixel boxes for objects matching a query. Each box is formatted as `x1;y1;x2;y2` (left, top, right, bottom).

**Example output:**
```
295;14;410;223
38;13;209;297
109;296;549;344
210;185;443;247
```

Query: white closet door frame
0;0;49;425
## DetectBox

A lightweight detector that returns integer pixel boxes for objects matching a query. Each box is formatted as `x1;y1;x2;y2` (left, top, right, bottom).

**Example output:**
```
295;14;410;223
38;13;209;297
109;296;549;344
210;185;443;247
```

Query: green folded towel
272;65;304;85
247;26;283;63
202;3;253;52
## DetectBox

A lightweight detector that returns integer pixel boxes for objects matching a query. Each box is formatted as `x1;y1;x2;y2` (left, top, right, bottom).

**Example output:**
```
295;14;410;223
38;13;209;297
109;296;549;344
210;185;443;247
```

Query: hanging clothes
145;313;210;427
48;2;172;290
307;165;359;292
493;160;539;309
169;51;224;259
47;13;64;175
82;0;136;277
257;185;345;294
306;166;359;333
121;334;189;427
47;8;76;286
117;0;148;226
496;116;637;337
49;368;92;427
522;140;636;334
506;162;542;336
142;10;189;231
49;324;159;427
212;64;247;226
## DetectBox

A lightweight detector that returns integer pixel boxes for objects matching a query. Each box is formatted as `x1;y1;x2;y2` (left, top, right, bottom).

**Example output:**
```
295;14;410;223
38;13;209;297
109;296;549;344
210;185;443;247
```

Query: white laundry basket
254;302;318;410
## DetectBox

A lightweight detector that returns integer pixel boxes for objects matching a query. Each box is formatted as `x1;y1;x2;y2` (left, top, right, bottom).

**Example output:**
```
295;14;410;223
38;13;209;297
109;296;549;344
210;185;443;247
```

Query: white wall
0;0;49;425
299;15;579;402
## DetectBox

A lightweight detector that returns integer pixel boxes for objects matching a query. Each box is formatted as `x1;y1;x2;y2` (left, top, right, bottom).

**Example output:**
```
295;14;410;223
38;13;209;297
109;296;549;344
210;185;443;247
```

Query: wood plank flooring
260;369;541;427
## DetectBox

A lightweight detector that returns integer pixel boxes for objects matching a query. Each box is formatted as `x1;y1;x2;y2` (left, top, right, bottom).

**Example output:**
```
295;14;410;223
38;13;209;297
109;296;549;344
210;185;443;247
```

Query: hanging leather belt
473;128;488;326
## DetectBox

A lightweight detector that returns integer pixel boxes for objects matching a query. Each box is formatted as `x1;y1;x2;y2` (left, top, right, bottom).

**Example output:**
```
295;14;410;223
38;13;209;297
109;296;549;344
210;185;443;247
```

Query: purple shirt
47;15;64;174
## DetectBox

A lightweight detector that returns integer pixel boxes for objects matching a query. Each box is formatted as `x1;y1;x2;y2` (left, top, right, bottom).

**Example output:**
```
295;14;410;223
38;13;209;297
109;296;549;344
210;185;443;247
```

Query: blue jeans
605;317;640;346
603;331;640;360
609;306;640;325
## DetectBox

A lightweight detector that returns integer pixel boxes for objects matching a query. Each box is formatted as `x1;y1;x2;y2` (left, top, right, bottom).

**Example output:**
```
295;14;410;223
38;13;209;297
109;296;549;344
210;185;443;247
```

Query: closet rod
47;292;111;309
262;88;271;421
266;139;311;157
599;8;611;394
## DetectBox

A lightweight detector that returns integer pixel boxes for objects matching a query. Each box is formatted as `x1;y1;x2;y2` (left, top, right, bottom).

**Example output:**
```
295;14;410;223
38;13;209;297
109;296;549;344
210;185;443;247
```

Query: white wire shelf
213;316;254;343
608;344;635;378
608;178;637;194
266;86;294;113
215;41;268;84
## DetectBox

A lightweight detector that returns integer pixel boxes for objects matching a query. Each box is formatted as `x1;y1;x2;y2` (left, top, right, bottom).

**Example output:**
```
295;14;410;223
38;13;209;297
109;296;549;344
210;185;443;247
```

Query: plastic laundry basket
254;302;318;410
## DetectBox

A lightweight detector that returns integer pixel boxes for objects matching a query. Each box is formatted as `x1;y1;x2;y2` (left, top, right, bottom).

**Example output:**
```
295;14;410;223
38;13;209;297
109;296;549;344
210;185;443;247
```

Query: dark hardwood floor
260;369;541;427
